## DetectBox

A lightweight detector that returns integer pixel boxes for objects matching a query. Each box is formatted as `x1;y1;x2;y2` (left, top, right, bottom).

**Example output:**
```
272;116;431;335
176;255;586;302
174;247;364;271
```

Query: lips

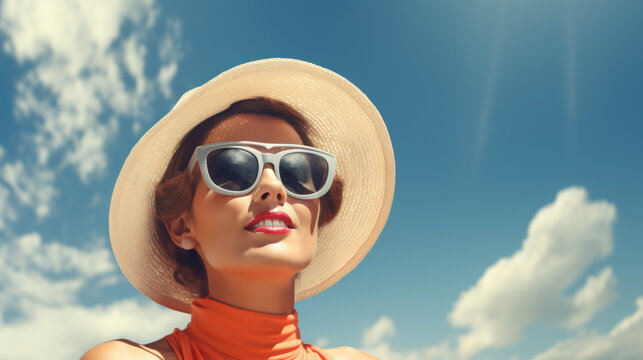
244;210;294;234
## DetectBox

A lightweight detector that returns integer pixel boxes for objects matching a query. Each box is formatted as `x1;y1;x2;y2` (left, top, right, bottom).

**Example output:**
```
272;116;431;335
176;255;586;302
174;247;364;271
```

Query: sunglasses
187;141;337;200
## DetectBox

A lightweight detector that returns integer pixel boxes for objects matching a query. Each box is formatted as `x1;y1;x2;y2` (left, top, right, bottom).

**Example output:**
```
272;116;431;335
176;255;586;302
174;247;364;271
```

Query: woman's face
186;113;320;279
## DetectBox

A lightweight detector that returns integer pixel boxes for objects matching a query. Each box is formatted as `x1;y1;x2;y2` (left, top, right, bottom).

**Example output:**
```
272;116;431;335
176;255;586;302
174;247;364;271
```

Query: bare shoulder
325;346;380;360
80;338;176;360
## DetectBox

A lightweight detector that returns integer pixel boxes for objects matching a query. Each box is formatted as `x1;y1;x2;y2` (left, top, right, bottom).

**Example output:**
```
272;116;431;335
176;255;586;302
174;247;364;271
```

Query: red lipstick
244;210;294;234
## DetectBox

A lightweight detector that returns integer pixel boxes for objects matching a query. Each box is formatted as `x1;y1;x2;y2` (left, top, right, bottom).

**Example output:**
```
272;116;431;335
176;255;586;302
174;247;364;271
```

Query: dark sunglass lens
279;153;329;195
206;149;258;191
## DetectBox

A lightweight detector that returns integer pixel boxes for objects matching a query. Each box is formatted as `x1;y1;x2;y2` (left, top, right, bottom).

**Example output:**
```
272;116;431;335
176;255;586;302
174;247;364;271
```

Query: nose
251;165;287;205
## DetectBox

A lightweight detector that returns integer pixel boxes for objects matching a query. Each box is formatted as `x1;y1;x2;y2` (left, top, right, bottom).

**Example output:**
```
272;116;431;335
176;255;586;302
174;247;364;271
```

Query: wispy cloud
0;232;189;360
533;296;643;360
0;184;16;231
0;2;187;358
363;316;396;347
449;187;617;358
359;315;458;360
0;0;182;229
0;232;114;311
157;18;182;101
473;1;508;174
0;0;181;182
0;299;189;360
1;161;56;218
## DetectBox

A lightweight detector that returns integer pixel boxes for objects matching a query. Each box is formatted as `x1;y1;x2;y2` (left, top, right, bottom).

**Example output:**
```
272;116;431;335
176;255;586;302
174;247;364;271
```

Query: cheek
191;194;248;260
298;200;320;266
294;199;320;236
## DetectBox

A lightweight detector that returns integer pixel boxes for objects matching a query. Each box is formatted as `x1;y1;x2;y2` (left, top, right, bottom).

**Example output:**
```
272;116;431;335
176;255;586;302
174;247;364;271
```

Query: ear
163;213;197;250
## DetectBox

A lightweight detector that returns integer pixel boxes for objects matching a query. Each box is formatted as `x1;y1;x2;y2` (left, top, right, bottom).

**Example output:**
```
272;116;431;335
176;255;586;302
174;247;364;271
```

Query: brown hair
154;97;344;297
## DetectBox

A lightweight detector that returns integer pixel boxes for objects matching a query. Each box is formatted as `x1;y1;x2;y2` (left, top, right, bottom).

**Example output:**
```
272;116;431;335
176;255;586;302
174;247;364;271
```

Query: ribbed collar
184;297;305;360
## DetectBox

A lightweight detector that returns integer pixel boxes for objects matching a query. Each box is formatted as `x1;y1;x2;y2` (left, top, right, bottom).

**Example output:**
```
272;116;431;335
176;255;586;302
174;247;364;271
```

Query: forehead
202;113;304;146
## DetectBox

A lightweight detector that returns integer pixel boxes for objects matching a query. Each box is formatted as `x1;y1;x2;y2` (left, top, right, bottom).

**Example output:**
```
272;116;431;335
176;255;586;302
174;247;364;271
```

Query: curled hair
154;97;344;296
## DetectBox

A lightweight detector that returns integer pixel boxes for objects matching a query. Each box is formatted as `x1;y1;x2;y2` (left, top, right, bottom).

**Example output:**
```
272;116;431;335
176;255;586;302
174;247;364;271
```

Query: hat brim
109;58;395;313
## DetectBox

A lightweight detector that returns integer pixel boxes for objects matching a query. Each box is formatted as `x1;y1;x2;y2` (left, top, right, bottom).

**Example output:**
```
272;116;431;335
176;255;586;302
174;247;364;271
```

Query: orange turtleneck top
164;298;335;360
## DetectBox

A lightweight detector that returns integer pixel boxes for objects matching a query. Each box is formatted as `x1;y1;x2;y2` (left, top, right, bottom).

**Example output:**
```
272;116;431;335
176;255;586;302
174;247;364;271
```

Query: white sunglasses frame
187;141;337;200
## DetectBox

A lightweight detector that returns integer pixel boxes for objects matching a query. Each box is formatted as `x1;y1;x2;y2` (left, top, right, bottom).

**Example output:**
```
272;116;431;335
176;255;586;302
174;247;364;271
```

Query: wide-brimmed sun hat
109;58;395;313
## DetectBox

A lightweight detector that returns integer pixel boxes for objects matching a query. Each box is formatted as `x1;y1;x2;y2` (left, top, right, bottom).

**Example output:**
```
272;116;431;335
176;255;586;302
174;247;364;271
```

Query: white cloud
359;316;460;360
0;231;189;360
533;296;643;360
158;18;182;64
156;18;182;100
565;267;617;328
1;161;56;218
12;233;114;277
344;187;629;360
63;116;118;181
363;316;396;347
0;232;115;309
448;187;617;359
0;184;17;231
0;0;182;183
354;298;643;360
1;0;145;63
0;299;189;360
122;34;149;97
0;2;186;358
158;61;178;99
0;0;182;233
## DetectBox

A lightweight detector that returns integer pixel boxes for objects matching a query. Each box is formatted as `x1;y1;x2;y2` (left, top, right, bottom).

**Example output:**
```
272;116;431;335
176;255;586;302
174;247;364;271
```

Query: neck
207;269;296;315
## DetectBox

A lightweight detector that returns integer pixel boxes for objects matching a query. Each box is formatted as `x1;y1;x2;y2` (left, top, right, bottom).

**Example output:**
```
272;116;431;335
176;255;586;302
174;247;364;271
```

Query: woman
82;59;395;360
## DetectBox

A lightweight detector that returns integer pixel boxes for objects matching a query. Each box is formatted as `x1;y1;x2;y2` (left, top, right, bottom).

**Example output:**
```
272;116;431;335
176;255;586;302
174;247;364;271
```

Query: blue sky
1;1;642;359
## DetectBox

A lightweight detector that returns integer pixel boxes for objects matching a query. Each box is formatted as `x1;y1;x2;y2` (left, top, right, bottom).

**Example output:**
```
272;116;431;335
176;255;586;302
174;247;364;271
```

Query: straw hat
109;58;395;313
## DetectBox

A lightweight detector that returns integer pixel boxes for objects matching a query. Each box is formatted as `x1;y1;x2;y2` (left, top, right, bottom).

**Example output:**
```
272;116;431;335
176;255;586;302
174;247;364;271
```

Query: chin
243;241;315;274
